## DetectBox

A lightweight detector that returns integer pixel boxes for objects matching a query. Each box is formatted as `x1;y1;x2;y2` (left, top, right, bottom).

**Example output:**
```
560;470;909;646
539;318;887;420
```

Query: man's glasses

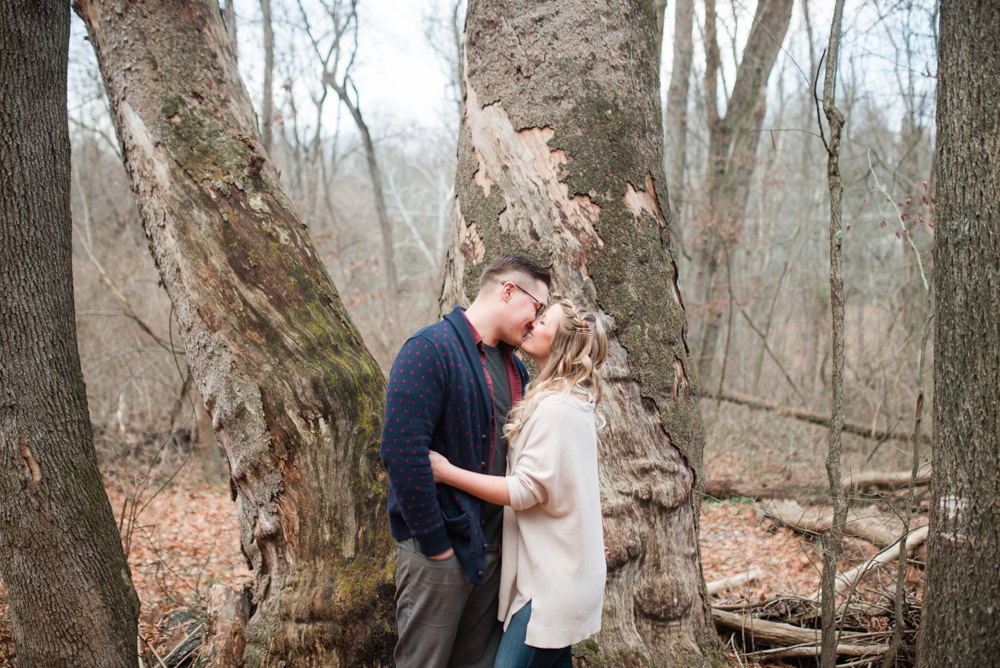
503;281;546;317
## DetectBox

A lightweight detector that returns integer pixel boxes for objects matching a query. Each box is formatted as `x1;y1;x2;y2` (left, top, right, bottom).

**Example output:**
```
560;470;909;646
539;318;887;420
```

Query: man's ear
499;281;514;302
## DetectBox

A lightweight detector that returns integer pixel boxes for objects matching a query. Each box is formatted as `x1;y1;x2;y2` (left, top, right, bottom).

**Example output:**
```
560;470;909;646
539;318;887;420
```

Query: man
381;254;551;668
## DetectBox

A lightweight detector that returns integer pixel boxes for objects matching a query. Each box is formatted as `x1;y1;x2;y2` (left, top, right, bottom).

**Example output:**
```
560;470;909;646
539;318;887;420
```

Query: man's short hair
478;254;552;292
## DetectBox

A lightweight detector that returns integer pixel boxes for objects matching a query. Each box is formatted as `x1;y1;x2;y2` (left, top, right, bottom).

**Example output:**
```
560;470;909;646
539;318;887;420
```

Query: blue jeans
494;601;573;668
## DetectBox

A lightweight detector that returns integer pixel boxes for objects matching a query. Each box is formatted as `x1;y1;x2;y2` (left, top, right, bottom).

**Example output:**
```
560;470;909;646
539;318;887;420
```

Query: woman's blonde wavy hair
504;299;609;443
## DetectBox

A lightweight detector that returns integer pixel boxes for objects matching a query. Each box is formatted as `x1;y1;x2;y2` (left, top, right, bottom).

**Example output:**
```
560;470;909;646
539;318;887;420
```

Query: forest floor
0;401;926;666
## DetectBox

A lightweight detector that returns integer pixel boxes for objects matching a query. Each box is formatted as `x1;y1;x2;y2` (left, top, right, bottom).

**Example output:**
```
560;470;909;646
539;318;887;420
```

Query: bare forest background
0;0;942;664
63;0;937;486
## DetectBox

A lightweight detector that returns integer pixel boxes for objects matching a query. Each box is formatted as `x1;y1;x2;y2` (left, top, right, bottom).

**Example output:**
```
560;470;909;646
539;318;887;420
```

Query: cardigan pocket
441;510;471;538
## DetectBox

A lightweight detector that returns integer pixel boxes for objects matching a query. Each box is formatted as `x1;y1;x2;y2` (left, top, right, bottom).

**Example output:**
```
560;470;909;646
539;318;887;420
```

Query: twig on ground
139;632;170;668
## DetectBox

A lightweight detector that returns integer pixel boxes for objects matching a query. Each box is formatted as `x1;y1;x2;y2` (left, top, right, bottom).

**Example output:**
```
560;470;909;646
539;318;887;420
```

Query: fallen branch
756;500;914;548
805;525;930;602
162;623;203;668
712;609;886;657
746;643;890;660
138;633;169;668
708;391;930;444
706;569;766;595
706;467;932;504
703;479;831;504
843;465;931;491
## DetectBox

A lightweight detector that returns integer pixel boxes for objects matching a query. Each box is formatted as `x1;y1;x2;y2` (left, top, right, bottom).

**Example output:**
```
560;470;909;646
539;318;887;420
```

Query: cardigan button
481;434;487;440
477;571;484;577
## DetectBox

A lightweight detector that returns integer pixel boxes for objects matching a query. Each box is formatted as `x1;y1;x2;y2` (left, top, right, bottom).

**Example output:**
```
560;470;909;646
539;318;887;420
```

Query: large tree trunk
73;1;394;666
0;1;140;665
918;2;1000;665
694;0;794;383
441;1;717;664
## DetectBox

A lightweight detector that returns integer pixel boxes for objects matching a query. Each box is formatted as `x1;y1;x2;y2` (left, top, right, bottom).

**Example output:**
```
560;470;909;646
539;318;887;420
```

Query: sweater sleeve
506;401;570;512
380;336;452;556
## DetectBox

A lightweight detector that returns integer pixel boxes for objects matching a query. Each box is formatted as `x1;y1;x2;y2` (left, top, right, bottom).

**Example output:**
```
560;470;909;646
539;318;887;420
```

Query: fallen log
706;569;766;595
708;391;931;445
706;466;933;503
805;525;930;602
756;499;911;547
844;465;931;491
712;608;886;657
703;479;831;504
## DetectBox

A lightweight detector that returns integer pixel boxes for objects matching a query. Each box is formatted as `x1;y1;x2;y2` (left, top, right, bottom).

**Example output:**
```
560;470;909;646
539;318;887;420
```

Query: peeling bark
73;1;394;665
442;1;717;664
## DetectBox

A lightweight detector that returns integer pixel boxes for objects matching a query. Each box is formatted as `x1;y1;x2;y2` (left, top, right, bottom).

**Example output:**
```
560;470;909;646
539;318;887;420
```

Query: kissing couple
381;253;608;668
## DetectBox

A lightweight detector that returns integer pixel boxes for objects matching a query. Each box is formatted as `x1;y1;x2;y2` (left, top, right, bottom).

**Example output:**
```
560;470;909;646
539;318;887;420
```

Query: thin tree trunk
224;0;237;55
0;2;140;665
652;0;667;61
694;0;794;384
662;0;694;222
73;2;394;665
918;1;1000;665
442;1;718;664
335;90;402;327
882;313;931;667
819;1;848;665
260;0;274;154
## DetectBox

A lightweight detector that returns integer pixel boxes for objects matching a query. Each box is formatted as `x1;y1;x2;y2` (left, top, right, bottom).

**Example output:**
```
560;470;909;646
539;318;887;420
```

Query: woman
429;299;608;668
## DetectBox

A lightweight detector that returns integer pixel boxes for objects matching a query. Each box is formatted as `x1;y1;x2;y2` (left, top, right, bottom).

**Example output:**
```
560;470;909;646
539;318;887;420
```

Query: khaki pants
394;538;503;668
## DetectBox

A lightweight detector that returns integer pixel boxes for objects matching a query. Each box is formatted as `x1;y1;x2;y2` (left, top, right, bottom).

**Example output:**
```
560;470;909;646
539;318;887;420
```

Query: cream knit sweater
498;393;606;648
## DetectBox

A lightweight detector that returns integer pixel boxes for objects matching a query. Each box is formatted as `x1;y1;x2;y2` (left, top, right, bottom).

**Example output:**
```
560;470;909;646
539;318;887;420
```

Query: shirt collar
462;311;484;347
462;310;514;353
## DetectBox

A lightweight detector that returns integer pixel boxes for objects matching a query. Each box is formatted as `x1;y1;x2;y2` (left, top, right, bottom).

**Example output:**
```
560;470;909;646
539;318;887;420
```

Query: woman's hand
428;450;453;483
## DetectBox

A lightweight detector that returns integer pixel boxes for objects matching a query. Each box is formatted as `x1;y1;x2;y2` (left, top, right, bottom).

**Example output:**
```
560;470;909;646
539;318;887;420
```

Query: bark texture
918;1;1000;665
441;1;717;664
0;2;140;665
73;2;394;665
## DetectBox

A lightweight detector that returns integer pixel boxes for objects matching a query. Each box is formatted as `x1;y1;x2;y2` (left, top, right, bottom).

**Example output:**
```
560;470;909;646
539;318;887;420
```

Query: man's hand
427;546;455;560
428;450;454;483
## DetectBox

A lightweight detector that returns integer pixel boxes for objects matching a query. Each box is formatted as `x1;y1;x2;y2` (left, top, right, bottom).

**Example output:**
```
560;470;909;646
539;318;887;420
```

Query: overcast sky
67;1;937;143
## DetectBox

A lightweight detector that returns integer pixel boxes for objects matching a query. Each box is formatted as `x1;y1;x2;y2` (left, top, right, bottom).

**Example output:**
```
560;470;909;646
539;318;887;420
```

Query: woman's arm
429;451;511;506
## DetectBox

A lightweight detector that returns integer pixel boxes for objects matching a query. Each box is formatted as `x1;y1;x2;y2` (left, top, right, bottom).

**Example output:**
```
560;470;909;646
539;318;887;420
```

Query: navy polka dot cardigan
381;306;529;585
